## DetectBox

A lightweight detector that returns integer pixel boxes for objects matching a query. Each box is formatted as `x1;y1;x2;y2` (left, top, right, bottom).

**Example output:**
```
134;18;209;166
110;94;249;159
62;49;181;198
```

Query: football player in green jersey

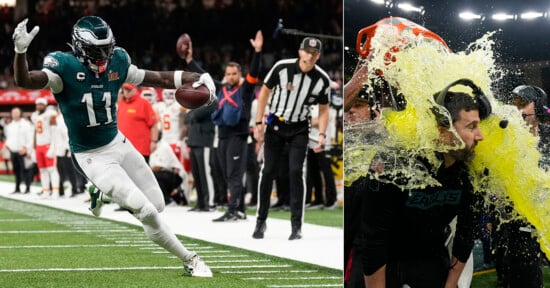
13;16;215;277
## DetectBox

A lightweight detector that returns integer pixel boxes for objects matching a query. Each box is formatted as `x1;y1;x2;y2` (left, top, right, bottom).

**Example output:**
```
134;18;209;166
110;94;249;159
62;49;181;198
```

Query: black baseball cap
300;37;322;53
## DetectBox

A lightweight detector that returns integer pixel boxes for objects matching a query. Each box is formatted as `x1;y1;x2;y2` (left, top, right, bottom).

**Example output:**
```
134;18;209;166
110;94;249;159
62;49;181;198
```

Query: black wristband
255;121;263;125
319;133;326;137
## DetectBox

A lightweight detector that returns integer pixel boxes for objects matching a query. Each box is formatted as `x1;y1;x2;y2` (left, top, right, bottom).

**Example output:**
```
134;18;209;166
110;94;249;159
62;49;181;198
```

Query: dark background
0;0;343;89
344;0;550;95
0;0;342;114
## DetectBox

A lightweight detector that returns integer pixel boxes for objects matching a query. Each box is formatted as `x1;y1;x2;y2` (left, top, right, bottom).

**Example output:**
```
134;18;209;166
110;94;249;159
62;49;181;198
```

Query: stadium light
369;0;385;5
520;11;543;20
492;13;516;21
459;11;482;20
397;3;424;14
0;0;15;6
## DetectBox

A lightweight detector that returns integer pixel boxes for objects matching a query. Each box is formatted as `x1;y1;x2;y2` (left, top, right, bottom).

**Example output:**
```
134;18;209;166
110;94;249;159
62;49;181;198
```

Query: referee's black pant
257;120;308;230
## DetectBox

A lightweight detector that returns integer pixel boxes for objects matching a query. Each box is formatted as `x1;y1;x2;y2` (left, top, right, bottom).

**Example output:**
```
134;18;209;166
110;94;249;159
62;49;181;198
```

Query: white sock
137;202;193;262
47;167;60;196
39;168;50;194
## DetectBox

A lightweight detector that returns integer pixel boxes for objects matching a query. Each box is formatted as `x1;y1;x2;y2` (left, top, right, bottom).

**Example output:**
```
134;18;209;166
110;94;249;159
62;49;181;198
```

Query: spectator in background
30;98;61;199
150;140;186;206
5;107;34;194
117;83;159;163
306;103;337;210
155;88;190;203
246;95;260;208
492;85;546;287
184;97;216;212
53;111;82;197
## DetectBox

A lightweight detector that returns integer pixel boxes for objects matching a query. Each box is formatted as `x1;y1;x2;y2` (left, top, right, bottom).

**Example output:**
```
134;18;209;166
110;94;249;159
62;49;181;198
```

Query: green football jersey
43;48;130;152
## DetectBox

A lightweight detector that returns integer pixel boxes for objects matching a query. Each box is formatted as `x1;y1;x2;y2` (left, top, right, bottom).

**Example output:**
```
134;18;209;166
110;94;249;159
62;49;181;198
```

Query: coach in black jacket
184;100;216;212
360;90;486;287
185;31;264;221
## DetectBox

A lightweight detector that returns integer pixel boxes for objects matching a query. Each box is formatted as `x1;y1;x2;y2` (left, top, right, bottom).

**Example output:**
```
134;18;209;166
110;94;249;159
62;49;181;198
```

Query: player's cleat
88;185;104;217
184;253;213;277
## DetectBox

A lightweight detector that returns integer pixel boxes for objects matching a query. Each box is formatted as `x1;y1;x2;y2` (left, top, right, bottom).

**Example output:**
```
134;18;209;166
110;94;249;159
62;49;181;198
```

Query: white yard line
0;244;156;249
0;219;37;222
219;270;318;274
211;265;291;269
0;266;182;273
243;276;341;280
168;254;250;258
0;229;135;234
202;259;270;263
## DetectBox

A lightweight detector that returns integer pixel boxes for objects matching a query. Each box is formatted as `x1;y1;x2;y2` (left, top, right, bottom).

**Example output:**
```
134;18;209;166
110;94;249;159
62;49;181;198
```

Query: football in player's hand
175;82;210;109
176;33;191;59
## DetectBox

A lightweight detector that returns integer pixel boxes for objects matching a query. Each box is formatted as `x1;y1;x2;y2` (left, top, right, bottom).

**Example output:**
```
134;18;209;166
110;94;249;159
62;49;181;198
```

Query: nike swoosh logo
233;156;240;160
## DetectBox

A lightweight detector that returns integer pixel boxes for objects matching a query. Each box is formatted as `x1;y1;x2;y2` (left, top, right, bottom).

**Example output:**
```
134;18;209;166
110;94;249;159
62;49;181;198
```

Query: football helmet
71;16;115;74
513;85;550;121
141;87;157;104
162;89;176;105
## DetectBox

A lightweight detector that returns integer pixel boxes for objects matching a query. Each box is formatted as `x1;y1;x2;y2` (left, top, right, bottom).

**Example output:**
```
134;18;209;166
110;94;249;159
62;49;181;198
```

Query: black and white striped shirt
264;58;330;123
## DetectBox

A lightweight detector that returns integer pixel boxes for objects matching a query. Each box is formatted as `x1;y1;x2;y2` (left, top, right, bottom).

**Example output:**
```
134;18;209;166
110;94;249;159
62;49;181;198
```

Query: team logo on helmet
71;16;115;74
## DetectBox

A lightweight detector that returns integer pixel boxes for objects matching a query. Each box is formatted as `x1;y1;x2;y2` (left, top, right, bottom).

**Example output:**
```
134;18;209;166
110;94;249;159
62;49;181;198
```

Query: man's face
36;103;46;113
298;48;320;72
121;87;135;100
444;109;484;162
344;101;372;124
224;66;241;87
11;108;21;120
519;102;538;135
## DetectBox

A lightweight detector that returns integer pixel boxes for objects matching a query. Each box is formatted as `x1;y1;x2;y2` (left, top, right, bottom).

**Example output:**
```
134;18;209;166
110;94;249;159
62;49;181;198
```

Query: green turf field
0;196;341;288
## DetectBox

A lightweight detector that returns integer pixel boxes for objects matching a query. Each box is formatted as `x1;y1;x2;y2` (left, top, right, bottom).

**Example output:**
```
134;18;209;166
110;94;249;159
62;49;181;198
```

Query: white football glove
12;18;40;54
192;73;217;105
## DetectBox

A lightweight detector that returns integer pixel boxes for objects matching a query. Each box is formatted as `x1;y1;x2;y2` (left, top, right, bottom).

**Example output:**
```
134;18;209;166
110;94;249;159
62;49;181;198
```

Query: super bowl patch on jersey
43;56;59;68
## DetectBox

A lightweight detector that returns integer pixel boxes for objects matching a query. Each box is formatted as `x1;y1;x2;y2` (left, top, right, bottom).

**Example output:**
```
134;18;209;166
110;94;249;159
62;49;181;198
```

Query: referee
253;37;331;240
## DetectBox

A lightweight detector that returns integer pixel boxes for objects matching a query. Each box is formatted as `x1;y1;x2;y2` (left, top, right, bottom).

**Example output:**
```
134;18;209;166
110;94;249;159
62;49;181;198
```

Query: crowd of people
0;0;343;90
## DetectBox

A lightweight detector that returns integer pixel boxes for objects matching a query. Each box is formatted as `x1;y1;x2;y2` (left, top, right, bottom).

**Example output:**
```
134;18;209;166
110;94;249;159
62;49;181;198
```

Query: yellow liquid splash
344;27;550;257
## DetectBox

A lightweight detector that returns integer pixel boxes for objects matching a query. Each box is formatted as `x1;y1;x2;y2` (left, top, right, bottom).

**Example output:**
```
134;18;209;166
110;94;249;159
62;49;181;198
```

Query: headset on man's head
433;78;492;128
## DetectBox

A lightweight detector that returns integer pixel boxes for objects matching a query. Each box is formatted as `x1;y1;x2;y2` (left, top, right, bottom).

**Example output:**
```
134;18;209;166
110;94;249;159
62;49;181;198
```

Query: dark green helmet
71;16;115;73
